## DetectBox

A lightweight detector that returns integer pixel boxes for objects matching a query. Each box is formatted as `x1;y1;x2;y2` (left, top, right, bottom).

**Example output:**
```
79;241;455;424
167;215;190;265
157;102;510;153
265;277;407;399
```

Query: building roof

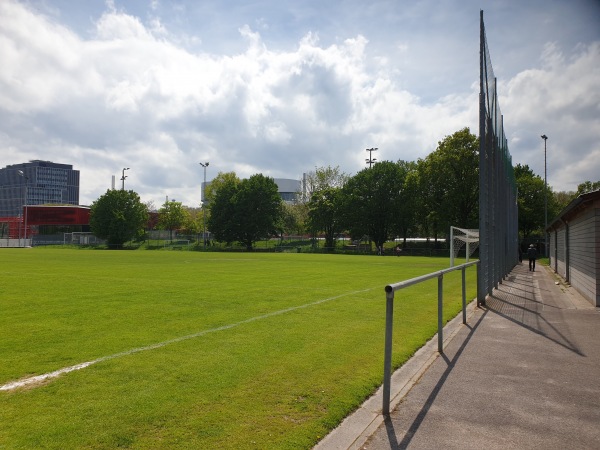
547;189;600;231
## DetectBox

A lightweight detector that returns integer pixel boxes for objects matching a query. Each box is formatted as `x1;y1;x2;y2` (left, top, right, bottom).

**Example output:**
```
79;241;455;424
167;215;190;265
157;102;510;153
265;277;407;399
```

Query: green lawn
0;248;477;449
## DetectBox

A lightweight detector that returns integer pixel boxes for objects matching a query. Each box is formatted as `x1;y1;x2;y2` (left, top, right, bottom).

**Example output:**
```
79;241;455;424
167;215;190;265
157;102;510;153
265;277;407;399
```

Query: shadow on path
486;274;584;356
385;309;488;449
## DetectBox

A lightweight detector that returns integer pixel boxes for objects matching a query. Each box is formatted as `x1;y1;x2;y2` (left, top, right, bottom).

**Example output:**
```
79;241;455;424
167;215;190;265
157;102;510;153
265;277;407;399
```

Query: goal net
64;232;104;245
450;226;479;266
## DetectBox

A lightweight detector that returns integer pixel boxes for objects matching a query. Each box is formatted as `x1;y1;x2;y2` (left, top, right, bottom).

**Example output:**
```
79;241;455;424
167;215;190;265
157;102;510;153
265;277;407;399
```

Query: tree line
89;127;599;249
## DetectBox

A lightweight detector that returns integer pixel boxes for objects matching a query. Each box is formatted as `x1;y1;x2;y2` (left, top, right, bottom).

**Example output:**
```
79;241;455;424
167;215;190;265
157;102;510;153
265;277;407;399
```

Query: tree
280;202;308;237
410;162;433;242
204;171;240;206
90;189;149;249
158;200;188;240
416;128;479;243
308;186;343;249
554;190;576;212
179;207;201;236
207;174;240;245
576;180;600;195
340;161;406;249
144;200;156;212
234;174;284;250
303;165;348;202
207;173;283;250
514;164;558;239
551;181;600;216
391;160;418;247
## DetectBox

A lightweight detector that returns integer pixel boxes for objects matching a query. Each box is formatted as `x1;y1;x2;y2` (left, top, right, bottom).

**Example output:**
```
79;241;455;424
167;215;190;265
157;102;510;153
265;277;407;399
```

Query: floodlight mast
541;134;548;257
366;148;378;168
199;162;209;248
121;167;130;190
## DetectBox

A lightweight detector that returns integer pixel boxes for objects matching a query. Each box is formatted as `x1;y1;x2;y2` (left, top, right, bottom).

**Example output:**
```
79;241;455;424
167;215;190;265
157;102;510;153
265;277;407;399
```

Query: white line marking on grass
1;287;375;392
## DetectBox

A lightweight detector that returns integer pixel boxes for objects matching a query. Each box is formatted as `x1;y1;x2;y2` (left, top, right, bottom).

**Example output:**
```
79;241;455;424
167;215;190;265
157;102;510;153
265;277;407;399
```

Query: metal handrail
382;260;479;415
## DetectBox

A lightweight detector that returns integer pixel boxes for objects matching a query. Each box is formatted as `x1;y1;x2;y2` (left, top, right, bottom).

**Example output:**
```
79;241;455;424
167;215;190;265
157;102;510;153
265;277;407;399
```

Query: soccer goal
450;227;479;267
64;232;104;245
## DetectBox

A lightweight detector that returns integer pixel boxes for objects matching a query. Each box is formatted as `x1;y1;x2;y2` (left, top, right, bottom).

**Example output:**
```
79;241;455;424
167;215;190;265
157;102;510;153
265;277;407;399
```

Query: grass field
0;248;477;449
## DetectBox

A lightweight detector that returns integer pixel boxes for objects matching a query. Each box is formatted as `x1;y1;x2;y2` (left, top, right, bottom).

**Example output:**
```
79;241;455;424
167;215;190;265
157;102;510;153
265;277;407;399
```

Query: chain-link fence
478;11;519;305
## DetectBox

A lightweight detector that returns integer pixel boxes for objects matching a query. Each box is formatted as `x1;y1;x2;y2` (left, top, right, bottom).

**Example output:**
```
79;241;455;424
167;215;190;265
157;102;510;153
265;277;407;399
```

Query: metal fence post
382;288;394;415
462;267;467;324
438;274;443;353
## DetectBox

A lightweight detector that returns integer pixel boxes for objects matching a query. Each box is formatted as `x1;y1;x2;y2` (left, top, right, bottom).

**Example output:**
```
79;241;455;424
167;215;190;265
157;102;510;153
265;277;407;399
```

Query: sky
1;0;599;208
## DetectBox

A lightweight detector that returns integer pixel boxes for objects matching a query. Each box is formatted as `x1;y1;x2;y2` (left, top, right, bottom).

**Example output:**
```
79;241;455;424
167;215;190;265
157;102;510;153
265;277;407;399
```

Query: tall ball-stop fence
477;10;518;305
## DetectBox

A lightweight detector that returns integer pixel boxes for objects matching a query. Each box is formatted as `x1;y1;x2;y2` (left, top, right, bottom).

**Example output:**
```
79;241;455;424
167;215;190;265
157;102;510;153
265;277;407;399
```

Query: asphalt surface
315;262;600;450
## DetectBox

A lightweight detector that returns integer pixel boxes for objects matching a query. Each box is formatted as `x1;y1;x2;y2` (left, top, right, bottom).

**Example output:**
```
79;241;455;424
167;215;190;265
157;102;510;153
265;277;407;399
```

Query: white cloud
263;122;292;144
502;41;600;192
0;0;598;209
94;9;151;40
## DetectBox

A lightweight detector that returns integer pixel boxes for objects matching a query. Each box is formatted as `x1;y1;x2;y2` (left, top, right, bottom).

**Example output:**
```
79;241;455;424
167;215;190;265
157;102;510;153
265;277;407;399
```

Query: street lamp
121;167;130;190
541;134;548;257
366;147;378;168
199;162;209;248
17;170;28;247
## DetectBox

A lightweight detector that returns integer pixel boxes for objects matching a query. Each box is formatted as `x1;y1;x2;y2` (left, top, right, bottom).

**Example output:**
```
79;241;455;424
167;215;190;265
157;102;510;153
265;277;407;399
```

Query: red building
26;205;90;226
0;205;90;239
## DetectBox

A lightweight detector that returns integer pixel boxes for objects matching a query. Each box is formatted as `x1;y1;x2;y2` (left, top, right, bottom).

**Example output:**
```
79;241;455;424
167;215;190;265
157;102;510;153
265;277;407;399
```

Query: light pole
17;170;28;247
541;134;548;257
365;148;378;168
121;167;130;190
199;162;209;248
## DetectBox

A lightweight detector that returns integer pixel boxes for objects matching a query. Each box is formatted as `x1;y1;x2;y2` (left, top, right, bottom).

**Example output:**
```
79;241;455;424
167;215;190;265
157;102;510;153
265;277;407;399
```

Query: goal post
64;232;104;245
450;226;480;267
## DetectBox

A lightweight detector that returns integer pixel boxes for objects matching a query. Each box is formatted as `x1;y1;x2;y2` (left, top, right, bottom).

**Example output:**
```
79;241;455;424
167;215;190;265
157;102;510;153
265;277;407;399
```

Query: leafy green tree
179;207;201;235
425;128;479;235
391;160;418;247
281;202;308;237
437;128;479;228
89;189;149;249
158;200;188;240
207;175;240;245
576;180;600;195
514;164;558;239
551;181;600;217
554;190;576;212
410;128;479;244
234;174;284;250
303;165;348;202
340;161;406;249
204;172;240;206
410;163;432;241
208;174;283;250
308;186;343;249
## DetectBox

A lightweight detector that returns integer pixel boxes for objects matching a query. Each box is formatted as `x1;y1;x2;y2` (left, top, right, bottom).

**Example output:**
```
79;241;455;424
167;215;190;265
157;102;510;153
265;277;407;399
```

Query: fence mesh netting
478;11;519;304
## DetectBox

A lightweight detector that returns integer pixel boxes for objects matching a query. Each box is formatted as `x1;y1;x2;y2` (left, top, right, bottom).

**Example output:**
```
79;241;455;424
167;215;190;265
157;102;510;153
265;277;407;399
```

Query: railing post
438;273;443;353
382;261;477;414
382;288;394;415
462;267;467;324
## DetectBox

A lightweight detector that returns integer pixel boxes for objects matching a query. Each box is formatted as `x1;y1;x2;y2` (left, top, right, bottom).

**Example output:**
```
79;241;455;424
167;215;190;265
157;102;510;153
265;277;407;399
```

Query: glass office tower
0;160;80;217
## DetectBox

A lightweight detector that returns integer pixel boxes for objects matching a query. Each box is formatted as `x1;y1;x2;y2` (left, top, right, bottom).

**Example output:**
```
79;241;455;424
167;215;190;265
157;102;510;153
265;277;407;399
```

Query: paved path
316;263;600;449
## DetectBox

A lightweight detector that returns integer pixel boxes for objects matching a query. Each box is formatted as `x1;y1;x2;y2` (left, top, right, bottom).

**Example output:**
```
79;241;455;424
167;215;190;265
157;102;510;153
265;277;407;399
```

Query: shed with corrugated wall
547;189;600;306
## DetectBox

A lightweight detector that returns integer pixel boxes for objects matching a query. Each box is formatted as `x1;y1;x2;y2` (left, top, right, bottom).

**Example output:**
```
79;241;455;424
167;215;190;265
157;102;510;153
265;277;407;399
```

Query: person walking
527;244;537;271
